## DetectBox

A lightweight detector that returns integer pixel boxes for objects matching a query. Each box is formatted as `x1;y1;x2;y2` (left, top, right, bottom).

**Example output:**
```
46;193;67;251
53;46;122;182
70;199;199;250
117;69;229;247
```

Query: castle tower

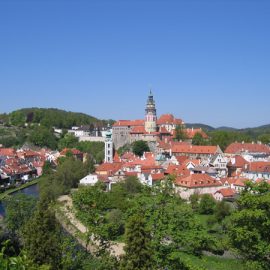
104;125;113;163
145;90;157;133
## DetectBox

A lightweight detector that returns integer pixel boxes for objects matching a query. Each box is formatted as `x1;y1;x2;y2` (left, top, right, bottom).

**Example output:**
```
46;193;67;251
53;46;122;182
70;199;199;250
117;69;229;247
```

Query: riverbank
0;177;42;201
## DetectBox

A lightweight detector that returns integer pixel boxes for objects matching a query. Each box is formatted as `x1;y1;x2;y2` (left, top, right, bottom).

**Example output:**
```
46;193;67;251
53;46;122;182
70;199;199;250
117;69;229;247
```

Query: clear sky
0;0;269;128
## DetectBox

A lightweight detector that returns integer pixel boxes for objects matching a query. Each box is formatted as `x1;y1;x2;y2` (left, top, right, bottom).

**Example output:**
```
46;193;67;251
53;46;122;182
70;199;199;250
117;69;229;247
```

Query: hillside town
78;92;270;202
1;92;269;204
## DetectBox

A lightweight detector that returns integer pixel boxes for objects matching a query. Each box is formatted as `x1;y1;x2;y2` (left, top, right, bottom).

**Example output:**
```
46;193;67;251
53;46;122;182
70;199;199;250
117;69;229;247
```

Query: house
227;155;250;177
174;174;222;200
60;148;83;161
225;142;270;161
242;162;270;181
80;174;99;186
220;177;248;193
96;162;123;177
214;188;236;201
209;153;228;177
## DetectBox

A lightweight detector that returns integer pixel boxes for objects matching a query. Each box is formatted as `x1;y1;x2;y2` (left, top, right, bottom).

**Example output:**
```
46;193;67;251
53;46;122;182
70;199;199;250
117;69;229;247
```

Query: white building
79;174;99;186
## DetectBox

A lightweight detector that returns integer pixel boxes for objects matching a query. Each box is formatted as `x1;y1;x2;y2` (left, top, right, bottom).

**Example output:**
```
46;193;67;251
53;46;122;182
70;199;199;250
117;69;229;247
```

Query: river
0;184;39;217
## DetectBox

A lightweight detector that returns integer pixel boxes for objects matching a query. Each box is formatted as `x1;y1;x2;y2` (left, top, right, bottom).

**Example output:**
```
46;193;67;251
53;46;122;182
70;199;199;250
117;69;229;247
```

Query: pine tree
22;198;62;269
120;213;154;270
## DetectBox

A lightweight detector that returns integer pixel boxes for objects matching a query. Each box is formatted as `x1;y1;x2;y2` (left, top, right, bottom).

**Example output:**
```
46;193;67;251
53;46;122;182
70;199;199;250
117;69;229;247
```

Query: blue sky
0;0;269;128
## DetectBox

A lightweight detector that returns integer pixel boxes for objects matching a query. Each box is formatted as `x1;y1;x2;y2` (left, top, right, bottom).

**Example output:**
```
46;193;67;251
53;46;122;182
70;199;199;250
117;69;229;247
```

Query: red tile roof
185;128;208;139
247;162;270;173
113;120;144;127
172;145;219;155
159;126;171;134
60;148;82;156
228;155;249;168
96;162;122;175
165;164;190;177
215;188;236;197
151;173;165;181
113;152;121;163
157;114;183;125
0;148;16;157
175;174;222;188
130;126;147;134
225;142;270;154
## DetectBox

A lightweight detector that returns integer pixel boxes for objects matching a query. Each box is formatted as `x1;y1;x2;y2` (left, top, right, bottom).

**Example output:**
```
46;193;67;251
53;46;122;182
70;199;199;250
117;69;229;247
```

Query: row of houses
0;147;84;187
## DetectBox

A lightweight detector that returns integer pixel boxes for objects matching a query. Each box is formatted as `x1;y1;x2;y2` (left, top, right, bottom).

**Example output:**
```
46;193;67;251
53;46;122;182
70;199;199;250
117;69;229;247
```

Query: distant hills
186;123;270;135
0;108;269;135
0;108;114;129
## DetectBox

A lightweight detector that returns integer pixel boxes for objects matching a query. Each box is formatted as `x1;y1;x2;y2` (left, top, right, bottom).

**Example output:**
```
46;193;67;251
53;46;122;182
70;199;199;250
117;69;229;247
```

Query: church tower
104;125;113;163
144;90;157;133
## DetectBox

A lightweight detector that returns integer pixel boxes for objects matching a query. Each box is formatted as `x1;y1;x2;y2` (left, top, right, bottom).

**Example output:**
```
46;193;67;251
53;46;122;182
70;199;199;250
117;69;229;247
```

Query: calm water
0;184;39;217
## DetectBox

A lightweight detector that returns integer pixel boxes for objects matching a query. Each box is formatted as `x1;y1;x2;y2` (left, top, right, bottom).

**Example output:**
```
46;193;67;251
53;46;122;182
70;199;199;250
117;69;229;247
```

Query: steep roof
228;155;249;168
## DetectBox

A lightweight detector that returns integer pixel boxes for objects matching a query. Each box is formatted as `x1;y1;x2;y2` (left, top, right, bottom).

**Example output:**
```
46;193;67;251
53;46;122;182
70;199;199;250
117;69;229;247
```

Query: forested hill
186;122;270;135
0;108;113;129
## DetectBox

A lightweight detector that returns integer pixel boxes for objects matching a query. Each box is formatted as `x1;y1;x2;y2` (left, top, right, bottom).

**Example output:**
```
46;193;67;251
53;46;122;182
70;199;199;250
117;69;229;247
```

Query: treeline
0;107;114;129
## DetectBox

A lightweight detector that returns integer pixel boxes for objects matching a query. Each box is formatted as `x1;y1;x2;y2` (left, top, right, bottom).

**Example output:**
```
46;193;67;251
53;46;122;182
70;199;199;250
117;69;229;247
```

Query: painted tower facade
144;90;157;133
105;125;113;163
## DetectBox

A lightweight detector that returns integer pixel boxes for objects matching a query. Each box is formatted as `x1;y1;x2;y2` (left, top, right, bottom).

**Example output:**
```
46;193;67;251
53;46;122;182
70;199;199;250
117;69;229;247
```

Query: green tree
210;130;252;151
58;133;78;150
214;201;232;222
228;190;270;269
198;194;216;215
174;125;187;142
22;198;62;269
77;141;105;164
28;126;57;149
83;153;95;174
192;133;207;145
258;134;270;144
9;111;25;127
190;193;200;211
120;213;154;270
3;194;37;233
132;140;150;157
